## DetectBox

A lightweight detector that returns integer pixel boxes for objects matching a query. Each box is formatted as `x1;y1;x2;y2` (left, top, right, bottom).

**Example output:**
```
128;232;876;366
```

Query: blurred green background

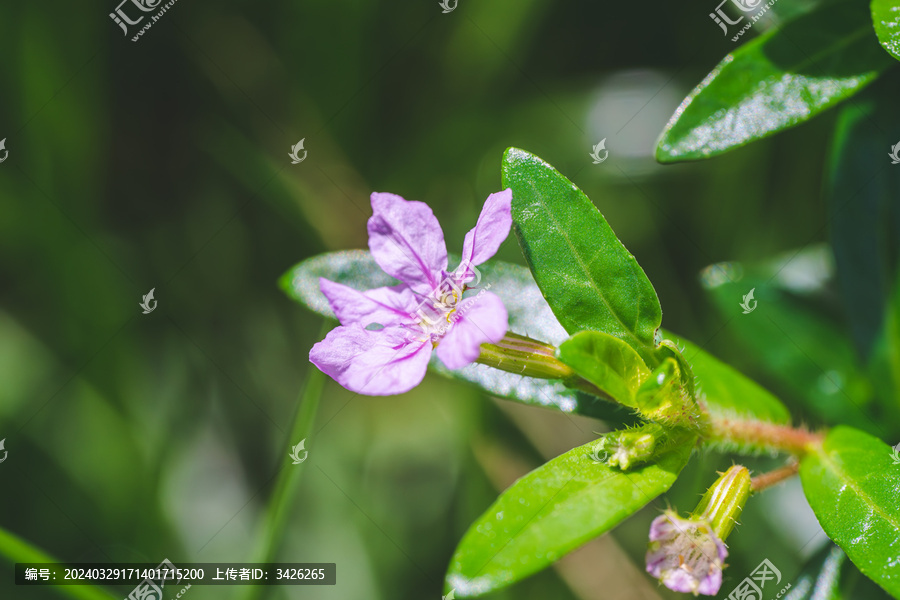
0;0;891;598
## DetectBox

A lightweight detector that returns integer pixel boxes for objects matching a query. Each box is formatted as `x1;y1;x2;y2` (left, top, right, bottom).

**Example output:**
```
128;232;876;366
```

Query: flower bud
694;465;752;540
635;357;700;429
475;332;575;380
597;423;665;470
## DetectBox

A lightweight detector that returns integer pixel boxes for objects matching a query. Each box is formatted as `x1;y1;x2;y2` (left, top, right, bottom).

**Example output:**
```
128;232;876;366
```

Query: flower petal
368;192;448;293
455;189;512;282
697;567;723;596
644;511;727;597
663;569;698;595
319;278;416;327
436;290;508;370
309;325;431;395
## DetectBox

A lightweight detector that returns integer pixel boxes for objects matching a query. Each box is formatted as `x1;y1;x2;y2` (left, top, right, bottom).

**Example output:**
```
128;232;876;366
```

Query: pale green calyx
693;464;752;540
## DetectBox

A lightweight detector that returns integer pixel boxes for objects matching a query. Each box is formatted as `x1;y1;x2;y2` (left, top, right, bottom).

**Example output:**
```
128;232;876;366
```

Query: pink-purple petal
697;568;723;596
435;290;508;370
648;514;673;541
645;511;727;596
456;189;512;281
319;278;417;328
662;569;697;594
368;192;448;294
309;325;432;396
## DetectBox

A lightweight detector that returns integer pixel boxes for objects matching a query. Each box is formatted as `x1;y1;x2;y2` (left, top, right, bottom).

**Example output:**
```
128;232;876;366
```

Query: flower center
406;281;467;342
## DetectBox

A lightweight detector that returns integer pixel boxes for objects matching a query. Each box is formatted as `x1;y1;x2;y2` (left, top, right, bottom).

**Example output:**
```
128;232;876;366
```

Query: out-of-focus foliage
2;0;897;598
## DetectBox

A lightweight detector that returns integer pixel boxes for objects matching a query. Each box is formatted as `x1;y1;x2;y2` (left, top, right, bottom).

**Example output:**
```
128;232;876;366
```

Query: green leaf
445;429;696;597
871;277;900;432
502;147;662;364
872;0;900;62
787;543;895;600
557;331;651;408
826;77;900;359
787;544;847;600
799;426;900;598
699;253;877;433
662;331;791;425
0;526;118;600
656;1;894;162
280;251;635;423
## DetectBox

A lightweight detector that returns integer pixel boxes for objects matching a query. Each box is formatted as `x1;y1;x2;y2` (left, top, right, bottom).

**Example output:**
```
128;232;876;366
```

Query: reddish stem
751;462;799;492
708;417;824;456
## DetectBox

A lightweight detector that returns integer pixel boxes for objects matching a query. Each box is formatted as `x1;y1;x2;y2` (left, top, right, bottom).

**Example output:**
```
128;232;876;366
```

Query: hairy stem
706;415;824;456
751;462;799;492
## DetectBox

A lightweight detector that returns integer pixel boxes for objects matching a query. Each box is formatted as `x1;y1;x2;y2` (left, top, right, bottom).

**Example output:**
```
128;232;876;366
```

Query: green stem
241;363;326;600
0;526;118;600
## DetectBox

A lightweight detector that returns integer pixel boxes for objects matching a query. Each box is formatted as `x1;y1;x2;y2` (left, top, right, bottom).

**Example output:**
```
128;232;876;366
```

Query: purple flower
309;190;512;395
645;509;728;596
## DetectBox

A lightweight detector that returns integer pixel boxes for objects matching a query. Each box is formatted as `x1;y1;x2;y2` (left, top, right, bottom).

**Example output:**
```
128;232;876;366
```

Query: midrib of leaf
475;440;692;569
815;447;900;533
783;25;878;75
471;479;575;575
530;182;653;354
479;469;654;565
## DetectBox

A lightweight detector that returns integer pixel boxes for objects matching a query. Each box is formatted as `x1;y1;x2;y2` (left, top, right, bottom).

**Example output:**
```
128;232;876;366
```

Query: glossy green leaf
280;251;634;423
699;253;877;433
445;429;696;597
871;276;900;433
872;0;900;62
826;78;900;359
785;543;895;600
502;147;662;364
657;1;894;162
662;331;791;426
557;331;651;408
799;426;900;598
786;544;846;600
